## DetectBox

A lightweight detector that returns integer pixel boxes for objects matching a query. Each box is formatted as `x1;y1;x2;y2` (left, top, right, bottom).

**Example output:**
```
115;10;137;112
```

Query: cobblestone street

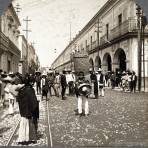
48;89;148;147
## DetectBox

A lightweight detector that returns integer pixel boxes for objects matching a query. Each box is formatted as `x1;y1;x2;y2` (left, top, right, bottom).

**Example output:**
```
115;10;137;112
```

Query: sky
13;0;108;67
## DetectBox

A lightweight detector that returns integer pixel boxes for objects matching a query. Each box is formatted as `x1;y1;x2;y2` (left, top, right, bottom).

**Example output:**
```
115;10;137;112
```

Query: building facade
28;44;40;74
18;35;28;75
0;3;21;73
51;0;148;91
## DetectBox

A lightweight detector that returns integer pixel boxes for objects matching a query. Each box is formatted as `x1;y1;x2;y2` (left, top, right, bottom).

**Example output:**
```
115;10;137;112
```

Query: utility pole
141;14;147;91
70;21;72;42
96;18;102;70
32;41;36;47
136;5;142;92
23;16;31;73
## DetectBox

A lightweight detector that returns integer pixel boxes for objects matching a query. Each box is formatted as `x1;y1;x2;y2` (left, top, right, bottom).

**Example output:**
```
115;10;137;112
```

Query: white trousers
18;117;29;142
98;82;104;97
78;96;89;115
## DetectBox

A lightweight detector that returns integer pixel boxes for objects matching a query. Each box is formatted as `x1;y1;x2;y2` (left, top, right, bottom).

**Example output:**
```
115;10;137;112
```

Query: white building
51;0;148;91
18;35;28;75
0;3;21;73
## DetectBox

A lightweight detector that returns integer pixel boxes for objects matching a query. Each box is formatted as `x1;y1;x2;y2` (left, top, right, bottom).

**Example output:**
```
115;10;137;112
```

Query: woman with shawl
17;74;38;145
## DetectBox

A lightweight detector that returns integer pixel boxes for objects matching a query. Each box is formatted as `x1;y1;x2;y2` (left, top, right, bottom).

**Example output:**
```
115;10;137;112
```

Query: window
118;14;122;25
106;24;109;39
90;36;92;49
8;60;11;72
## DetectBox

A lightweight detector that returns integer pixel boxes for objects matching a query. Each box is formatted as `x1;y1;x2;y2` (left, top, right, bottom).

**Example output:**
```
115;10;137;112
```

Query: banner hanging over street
0;0;11;16
135;0;148;21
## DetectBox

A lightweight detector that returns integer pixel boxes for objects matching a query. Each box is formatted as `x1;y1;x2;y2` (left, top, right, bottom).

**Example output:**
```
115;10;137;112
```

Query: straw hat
9;72;15;77
78;83;91;96
97;68;102;72
42;72;47;77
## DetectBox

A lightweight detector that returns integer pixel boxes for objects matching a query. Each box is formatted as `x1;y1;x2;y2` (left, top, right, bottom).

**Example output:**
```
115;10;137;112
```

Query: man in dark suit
131;71;137;93
60;70;67;100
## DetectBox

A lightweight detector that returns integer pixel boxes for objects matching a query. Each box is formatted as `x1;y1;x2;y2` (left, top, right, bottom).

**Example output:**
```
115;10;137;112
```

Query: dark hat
78;71;84;76
78;83;91;96
35;71;41;74
3;76;13;82
1;72;7;78
0;69;3;73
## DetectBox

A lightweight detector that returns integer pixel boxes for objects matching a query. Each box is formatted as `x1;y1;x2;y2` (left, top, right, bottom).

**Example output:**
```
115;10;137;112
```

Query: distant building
0;3;21;73
51;0;148;91
18;35;28;75
28;44;40;74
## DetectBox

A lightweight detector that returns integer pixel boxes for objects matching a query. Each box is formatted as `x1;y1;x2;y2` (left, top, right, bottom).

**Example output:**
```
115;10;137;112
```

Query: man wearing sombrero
75;71;91;116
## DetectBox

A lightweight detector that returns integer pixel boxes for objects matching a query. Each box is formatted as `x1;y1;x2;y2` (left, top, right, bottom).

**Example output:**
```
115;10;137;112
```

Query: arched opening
103;53;112;71
89;58;94;70
95;56;101;70
114;48;126;72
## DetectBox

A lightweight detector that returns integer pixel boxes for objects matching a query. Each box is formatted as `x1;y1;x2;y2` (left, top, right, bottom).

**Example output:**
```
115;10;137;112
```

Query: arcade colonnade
89;48;127;73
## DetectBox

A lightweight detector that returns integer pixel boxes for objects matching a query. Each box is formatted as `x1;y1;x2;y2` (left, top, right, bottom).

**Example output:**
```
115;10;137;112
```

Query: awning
135;0;148;22
0;0;12;16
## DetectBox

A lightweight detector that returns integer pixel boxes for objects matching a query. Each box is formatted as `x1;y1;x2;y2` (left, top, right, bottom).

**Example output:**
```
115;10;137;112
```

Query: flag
0;0;12;16
135;0;148;22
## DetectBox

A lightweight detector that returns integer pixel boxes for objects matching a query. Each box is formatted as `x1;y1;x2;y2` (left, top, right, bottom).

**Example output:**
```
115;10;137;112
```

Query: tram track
46;99;53;147
3;96;52;146
5;119;20;146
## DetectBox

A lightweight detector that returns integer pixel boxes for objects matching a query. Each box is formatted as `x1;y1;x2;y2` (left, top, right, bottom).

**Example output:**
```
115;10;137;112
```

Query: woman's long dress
17;85;38;143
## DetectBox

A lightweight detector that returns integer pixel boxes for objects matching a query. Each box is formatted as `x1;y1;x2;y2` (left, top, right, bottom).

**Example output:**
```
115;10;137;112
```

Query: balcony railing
92;41;97;50
99;19;138;45
86;45;90;52
100;34;107;45
110;19;137;40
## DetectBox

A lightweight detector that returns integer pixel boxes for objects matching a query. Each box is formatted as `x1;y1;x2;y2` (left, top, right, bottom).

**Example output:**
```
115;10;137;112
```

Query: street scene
0;0;148;147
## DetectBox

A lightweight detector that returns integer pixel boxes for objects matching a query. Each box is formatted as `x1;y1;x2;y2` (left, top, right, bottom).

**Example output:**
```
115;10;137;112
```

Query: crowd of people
0;70;38;145
0;68;138;145
104;70;137;92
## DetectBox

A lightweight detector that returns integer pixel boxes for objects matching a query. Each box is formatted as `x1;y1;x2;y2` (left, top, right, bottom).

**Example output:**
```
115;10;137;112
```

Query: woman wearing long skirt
3;76;15;114
17;74;38;145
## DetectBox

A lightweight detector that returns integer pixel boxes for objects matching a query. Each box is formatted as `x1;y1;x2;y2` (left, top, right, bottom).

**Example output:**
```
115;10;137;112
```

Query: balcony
110;19;138;40
86;45;90;52
100;34;107;45
99;19;139;45
92;41;97;50
88;41;97;51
